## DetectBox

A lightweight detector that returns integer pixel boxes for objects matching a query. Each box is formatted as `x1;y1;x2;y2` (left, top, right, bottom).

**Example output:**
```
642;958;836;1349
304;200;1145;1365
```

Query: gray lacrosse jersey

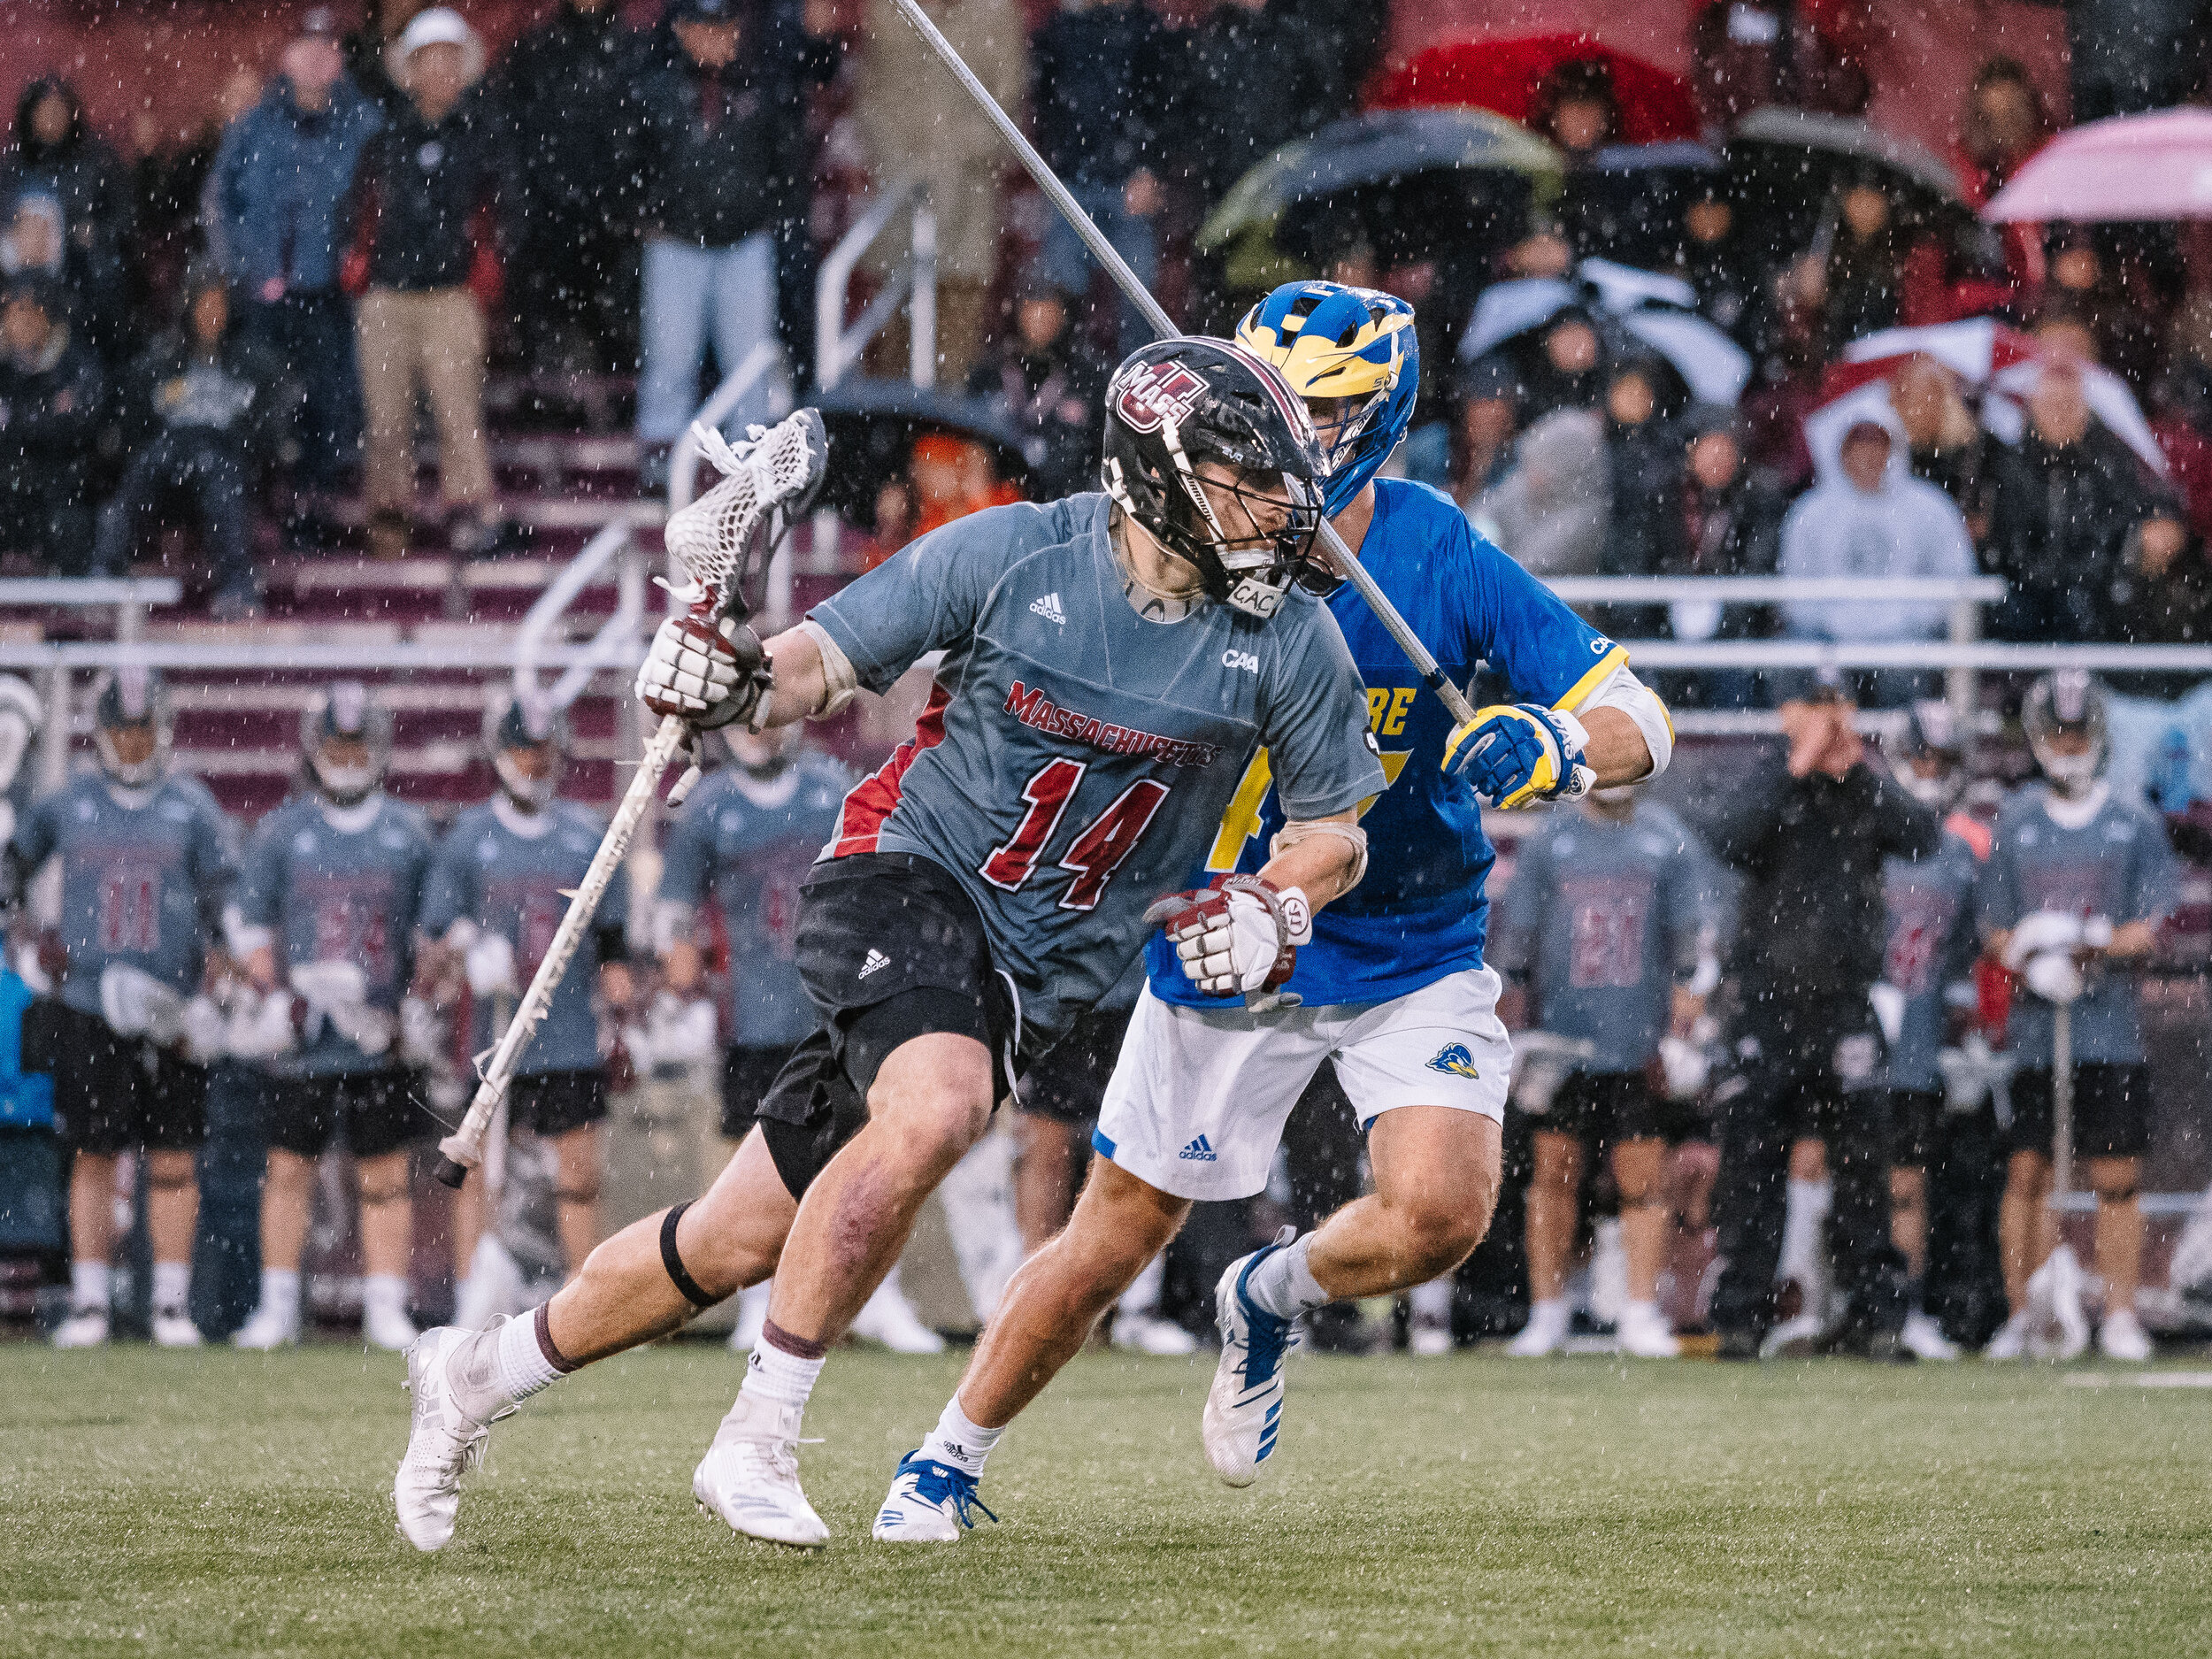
1877;826;1983;1093
1491;801;1713;1075
420;801;629;1077
239;794;434;1076
1978;787;2178;1068
659;752;852;1048
13;770;237;1018
809;492;1384;1048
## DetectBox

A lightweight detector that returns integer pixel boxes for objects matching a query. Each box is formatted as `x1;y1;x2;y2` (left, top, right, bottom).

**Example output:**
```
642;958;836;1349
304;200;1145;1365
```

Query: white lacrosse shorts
1092;967;1511;1202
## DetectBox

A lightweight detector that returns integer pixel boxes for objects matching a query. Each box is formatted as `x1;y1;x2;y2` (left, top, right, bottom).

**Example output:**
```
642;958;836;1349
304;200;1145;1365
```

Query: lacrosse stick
434;410;829;1187
886;0;1486;742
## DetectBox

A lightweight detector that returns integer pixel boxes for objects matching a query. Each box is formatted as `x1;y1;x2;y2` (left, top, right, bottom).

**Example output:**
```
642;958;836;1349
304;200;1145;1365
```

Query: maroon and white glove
1145;874;1312;1003
636;611;772;731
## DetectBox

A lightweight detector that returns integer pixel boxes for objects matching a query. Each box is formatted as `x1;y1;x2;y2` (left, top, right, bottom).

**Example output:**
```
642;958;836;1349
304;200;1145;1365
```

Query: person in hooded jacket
0;78;134;363
1658;403;1787;709
963;267;1109;501
0;275;104;573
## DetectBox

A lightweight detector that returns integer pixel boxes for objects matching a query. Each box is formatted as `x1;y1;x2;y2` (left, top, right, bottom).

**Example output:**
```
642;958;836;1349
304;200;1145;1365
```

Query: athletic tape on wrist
1270;818;1368;888
658;1200;716;1309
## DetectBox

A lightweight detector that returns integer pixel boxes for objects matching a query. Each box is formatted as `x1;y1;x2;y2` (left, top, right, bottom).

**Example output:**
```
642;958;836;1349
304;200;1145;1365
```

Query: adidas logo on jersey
1178;1133;1217;1163
1029;593;1066;626
858;949;891;980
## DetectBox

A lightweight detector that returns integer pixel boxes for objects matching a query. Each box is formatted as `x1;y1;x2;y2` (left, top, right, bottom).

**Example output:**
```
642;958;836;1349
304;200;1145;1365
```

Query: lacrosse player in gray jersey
394;337;1385;1553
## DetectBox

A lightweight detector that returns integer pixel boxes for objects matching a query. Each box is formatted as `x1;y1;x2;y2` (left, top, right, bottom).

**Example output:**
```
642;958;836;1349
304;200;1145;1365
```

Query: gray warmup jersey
810;493;1385;1048
1491;802;1713;1076
420;801;630;1077
658;754;852;1049
1978;787;2179;1068
239;794;434;1076
13;770;236;1018
1877;827;1983;1094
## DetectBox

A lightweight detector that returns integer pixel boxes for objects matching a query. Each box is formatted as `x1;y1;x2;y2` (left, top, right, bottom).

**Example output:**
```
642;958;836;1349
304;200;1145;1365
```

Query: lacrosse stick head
663;408;830;622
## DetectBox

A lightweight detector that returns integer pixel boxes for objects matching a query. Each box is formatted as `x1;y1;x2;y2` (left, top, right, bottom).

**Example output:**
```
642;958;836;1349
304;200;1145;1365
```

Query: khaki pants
357;286;493;523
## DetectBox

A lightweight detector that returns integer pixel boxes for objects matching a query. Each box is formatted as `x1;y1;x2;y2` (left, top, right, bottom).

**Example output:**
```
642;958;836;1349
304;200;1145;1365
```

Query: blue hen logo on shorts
1426;1042;1481;1080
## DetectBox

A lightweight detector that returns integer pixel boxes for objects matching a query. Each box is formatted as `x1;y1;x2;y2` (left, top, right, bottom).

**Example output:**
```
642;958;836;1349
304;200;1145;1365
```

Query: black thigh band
659;1201;715;1310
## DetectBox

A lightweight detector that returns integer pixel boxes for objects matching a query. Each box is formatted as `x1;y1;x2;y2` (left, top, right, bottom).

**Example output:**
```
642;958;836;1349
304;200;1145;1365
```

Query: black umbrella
1725;107;1966;255
809;380;1037;528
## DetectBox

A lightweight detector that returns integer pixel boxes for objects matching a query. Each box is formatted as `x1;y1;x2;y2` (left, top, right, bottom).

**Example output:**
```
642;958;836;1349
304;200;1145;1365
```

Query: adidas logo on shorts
1029;592;1066;626
1178;1133;1217;1163
858;949;891;980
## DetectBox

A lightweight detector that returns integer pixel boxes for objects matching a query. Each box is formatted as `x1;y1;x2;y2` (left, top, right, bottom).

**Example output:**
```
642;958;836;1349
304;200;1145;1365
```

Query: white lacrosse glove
464;932;517;999
287;960;394;1056
2024;949;2085;1005
628;990;718;1072
636;611;772;731
399;994;446;1069
1144;875;1312;1004
100;964;187;1044
2003;910;2084;970
1656;1033;1710;1101
226;988;298;1059
181;995;228;1065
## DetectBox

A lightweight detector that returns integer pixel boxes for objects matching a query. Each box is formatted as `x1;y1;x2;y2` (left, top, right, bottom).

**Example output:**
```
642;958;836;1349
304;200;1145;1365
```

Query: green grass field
4;1343;2208;1658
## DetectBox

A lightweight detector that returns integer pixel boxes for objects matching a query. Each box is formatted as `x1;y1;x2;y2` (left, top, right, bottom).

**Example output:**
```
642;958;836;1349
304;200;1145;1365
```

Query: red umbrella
1984;108;2212;223
1367;35;1702;146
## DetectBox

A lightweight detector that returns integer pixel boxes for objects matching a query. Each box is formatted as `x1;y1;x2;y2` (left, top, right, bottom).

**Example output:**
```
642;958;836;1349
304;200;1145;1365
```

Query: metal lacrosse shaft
886;0;1479;730
2050;999;2073;1223
434;711;688;1187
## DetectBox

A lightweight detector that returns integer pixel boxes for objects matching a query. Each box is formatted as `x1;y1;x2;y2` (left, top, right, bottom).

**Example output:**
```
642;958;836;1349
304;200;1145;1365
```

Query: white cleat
394;1325;508;1552
871;1451;997;1543
1759;1311;1825;1360
1617;1302;1680;1359
2097;1308;2154;1362
1111;1311;1198;1356
1409;1318;1455;1356
1506;1300;1570;1357
364;1301;420;1354
848;1278;944;1355
1202;1246;1299;1488
728;1280;771;1353
151;1306;203;1348
1900;1310;1960;1362
50;1305;109;1348
692;1392;828;1548
1983;1310;2033;1361
2040;1247;2091;1361
232;1302;301;1350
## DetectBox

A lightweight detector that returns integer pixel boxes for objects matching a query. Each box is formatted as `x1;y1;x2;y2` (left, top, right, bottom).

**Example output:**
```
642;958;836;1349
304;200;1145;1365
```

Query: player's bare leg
238;1148;414;1349
54;1152;122;1347
1611;1139;1678;1356
1509;1128;1584;1356
549;1123;603;1279
1013;1112;1085;1256
395;1129;794;1551
693;1031;993;1549
2088;1155;2150;1359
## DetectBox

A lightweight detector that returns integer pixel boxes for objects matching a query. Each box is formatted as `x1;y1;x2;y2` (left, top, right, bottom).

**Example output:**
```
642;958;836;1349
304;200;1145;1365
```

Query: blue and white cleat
1202;1242;1301;1487
871;1451;999;1543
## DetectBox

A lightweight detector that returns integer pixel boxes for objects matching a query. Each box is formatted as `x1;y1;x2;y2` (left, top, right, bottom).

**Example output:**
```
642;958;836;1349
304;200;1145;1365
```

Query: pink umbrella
1984;108;2212;222
1804;318;2168;475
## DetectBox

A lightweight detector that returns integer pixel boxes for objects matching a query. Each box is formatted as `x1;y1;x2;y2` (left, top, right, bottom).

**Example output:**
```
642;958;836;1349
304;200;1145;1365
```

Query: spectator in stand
211;8;383;507
1179;0;1340;214
1477;405;1609;576
1529;59;1632;265
2105;511;2206;648
93;264;291;616
869;430;1019;564
1778;410;1976;704
1705;686;1937;1361
1675;180;1758;343
0;276;103;573
2043;0;2211;121
964;267;1109;501
853;0;1026;388
1030;0;1177;354
0;192;65;287
1981;362;2170;641
349;7;507;561
1784;167;1949;352
1956;57;2052;301
1599;359;1681;576
1450;354;1520;512
0;78;134;364
1515;309;1607;425
2040;227;2163;396
1891;356;2008;553
346;0;436;118
1687;0;1872;131
1659;403;1787;709
128;68;265;332
634;0;832;489
485;0;657;382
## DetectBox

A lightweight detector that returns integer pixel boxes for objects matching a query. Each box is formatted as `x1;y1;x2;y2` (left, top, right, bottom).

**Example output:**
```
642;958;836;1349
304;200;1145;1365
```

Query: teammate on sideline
1490;778;1717;1361
420;692;634;1325
231;684;435;1352
395;337;1385;1552
1981;672;2176;1363
10;668;236;1347
871;282;1673;1541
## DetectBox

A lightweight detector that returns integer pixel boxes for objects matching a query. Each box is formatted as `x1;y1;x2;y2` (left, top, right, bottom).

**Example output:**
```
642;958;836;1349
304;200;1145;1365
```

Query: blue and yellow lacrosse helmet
1234;280;1418;516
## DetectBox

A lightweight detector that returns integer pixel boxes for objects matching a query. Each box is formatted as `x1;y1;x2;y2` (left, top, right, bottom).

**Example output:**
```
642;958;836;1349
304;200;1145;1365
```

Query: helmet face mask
483;690;570;812
93;665;171;789
302;680;392;807
1892;698;1965;810
1234;281;1419;518
2023;670;2108;800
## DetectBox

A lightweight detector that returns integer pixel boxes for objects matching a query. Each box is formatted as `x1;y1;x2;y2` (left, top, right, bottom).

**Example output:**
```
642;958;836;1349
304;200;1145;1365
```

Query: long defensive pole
887;0;1481;731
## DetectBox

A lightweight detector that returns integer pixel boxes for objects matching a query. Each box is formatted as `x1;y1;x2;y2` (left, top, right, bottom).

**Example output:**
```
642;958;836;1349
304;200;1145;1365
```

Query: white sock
1409;1277;1454;1322
1624;1299;1663;1321
1778;1179;1832;1287
1528;1295;1571;1330
491;1309;565;1403
363;1274;408;1319
1118;1252;1166;1317
152;1262;190;1312
918;1394;1003;1479
1242;1233;1331;1321
741;1333;826;1412
71;1260;111;1311
258;1267;302;1325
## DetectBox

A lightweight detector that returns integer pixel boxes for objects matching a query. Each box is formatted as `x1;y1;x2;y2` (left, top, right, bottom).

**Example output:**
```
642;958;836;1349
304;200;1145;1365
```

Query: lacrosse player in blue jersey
395;337;1386;1553
870;281;1676;1540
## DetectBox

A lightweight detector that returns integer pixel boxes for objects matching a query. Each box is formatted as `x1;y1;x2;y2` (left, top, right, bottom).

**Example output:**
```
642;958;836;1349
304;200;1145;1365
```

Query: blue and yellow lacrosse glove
1442;703;1592;809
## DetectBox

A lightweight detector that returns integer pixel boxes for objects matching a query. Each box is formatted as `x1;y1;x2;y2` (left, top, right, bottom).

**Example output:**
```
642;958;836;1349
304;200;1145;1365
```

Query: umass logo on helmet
1113;362;1210;435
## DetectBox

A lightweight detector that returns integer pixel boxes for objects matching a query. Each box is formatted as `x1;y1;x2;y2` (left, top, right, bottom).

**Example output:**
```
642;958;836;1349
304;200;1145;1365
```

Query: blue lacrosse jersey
419;801;629;1078
13;771;237;1018
658;753;852;1048
239;794;435;1076
1876;826;1985;1094
1148;479;1628;1010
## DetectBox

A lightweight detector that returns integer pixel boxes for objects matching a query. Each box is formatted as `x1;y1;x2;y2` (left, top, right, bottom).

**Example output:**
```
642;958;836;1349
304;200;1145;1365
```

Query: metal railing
815;180;937;393
514;521;651;717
